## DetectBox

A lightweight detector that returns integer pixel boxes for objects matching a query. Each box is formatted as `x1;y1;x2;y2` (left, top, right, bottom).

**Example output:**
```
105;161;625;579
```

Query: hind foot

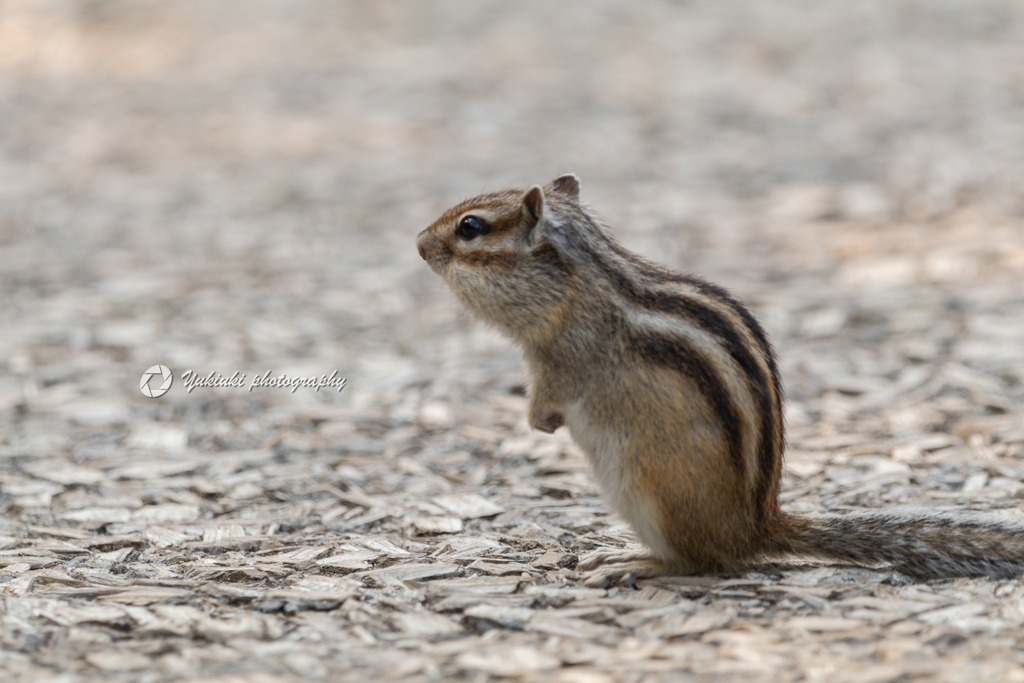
577;549;672;587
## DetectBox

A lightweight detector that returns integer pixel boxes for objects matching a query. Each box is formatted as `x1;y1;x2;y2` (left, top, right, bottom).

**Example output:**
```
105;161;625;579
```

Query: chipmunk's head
417;174;583;344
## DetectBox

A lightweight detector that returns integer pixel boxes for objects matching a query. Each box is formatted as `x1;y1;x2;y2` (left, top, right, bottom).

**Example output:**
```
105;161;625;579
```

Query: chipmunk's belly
565;403;676;563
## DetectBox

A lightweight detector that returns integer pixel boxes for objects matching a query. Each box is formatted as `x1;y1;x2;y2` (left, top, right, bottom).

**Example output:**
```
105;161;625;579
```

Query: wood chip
412;517;463;534
362;562;462;585
463;604;535;630
785;616;866;632
526;612;621;640
388;611;463;639
133;504;201;523
22;462;106;486
85;651;151;672
433;493;505;519
455;646;561;677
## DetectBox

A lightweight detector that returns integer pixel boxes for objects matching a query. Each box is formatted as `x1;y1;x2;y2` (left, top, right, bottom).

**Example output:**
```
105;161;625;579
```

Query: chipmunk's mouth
416;235;451;276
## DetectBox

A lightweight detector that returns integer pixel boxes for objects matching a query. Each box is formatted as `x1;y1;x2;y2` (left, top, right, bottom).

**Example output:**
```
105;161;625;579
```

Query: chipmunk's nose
416;231;430;260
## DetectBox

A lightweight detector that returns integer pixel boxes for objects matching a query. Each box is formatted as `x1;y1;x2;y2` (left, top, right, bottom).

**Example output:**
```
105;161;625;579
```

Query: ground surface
2;1;1024;681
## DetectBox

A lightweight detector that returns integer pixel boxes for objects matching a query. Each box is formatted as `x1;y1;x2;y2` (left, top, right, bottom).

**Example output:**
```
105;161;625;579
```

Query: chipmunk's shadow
612;561;964;591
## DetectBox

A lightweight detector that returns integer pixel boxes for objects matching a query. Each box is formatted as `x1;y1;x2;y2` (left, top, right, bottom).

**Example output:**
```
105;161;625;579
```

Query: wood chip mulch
2;1;1023;680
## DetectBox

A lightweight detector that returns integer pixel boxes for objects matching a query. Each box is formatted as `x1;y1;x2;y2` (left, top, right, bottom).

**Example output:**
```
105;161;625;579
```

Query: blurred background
2;1;1024;678
1;0;1022;478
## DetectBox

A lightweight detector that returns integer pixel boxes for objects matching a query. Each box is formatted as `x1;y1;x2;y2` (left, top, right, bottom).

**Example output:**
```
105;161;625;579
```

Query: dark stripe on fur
602;235;783;519
628;328;746;477
579;235;772;498
682;275;785;518
458;249;520;269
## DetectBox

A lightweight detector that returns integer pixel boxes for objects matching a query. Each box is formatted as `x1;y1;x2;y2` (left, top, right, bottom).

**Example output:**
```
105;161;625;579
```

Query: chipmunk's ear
521;185;546;228
521;185;555;247
548;174;580;200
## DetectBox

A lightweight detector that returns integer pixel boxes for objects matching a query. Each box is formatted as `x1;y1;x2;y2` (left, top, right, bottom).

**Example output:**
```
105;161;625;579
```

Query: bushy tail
770;509;1024;579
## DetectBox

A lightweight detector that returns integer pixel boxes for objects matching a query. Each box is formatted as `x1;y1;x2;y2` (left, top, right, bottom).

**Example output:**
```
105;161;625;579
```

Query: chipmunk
416;174;1024;586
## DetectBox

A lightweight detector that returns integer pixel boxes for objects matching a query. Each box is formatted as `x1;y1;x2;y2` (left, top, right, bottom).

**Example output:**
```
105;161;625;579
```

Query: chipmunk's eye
456;215;491;241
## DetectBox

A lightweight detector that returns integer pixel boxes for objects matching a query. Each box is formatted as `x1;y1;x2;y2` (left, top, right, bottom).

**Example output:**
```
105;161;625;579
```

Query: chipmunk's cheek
433;249;454;275
443;263;465;290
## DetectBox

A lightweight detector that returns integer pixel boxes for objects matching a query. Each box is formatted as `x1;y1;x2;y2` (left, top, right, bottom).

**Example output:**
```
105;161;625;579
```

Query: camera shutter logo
140;365;174;398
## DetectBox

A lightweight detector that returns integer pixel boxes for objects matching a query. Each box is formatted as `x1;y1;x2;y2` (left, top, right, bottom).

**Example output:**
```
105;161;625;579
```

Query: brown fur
417;174;1024;582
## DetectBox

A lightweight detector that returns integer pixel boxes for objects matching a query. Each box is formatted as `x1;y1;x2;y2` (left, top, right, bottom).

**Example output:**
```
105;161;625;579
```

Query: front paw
529;409;564;434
